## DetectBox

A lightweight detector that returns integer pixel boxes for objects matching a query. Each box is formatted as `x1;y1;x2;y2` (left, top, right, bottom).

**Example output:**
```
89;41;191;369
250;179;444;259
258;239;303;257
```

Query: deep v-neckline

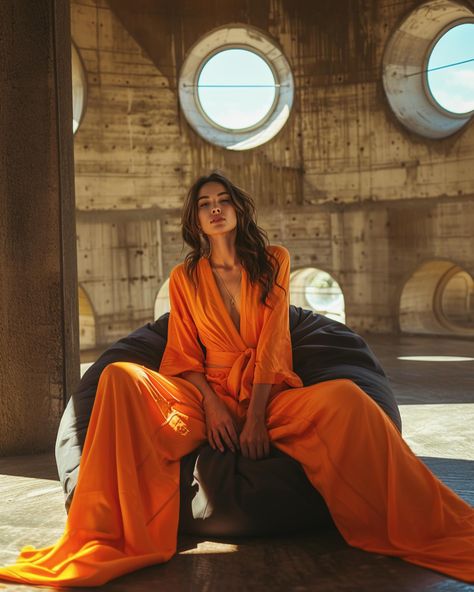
203;257;245;339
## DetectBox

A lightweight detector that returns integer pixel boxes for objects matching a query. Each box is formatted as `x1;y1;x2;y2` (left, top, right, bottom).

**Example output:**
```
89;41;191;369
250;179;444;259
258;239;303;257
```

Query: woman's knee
100;361;146;384
315;378;371;416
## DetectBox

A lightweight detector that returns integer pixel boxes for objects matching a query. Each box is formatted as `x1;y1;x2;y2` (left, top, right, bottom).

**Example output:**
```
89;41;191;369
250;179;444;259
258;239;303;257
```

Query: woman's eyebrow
197;191;230;201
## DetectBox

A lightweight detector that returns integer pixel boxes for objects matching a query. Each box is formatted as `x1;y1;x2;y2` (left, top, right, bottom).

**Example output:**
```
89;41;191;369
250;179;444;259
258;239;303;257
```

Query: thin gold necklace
211;265;242;310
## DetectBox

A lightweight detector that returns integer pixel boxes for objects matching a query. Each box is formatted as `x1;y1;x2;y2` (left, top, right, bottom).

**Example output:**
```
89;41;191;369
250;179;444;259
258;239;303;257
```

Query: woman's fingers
247;441;257;461
220;425;236;453
240;438;249;458
226;423;240;451
213;429;225;453
240;436;254;459
263;437;270;458
240;437;270;459
207;430;216;450
203;396;241;453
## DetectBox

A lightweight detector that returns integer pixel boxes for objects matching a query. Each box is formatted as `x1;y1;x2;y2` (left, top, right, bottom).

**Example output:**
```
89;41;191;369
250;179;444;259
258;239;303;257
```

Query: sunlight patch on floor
398;356;474;362
179;541;239;555
399;403;474;460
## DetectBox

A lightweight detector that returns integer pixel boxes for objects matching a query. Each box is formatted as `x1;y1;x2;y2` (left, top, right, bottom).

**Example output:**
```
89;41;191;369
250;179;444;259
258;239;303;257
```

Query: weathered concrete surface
0;1;80;454
70;0;474;347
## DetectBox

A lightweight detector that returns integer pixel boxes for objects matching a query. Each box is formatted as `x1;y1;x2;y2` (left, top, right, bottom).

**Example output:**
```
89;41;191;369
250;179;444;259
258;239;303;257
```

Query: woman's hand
239;415;270;460
202;392;239;453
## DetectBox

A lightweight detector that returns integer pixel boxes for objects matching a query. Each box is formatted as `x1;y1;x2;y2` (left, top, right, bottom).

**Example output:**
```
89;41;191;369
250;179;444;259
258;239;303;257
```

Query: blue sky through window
197;49;276;129
427;23;474;114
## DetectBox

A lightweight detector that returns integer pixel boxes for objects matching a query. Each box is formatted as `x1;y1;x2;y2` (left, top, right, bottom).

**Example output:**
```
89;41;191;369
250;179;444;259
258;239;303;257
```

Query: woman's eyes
199;199;230;208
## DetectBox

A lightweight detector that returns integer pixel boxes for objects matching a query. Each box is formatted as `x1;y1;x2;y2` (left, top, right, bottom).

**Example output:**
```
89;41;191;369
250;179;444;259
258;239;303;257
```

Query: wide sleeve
159;265;205;376
254;246;303;387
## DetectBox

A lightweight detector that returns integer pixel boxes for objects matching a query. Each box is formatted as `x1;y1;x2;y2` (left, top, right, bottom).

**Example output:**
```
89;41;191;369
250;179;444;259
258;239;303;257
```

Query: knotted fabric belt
205;348;256;403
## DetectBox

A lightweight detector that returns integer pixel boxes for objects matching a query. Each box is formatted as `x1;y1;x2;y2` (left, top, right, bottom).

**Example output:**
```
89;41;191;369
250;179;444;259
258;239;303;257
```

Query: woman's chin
207;225;237;237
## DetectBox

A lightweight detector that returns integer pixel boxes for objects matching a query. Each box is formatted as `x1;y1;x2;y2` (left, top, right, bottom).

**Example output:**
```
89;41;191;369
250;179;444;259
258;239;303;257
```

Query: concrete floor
0;334;473;591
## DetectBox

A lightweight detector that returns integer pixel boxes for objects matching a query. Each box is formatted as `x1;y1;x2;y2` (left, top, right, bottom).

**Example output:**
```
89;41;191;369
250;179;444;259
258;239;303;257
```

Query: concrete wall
71;0;474;344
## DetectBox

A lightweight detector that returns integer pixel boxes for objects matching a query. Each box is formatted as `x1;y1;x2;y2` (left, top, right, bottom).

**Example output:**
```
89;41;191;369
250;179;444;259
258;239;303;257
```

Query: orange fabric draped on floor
0;245;473;586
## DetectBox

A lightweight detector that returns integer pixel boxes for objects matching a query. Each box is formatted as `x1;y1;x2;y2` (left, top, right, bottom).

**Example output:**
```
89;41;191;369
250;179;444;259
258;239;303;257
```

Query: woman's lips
210;217;225;223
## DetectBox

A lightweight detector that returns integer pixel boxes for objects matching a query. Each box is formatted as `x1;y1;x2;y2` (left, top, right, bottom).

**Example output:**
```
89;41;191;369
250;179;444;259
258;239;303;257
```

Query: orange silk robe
159;245;303;414
0;245;473;586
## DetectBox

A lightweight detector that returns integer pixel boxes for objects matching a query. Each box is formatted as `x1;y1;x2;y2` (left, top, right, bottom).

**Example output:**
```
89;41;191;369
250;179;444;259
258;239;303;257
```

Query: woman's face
197;181;238;237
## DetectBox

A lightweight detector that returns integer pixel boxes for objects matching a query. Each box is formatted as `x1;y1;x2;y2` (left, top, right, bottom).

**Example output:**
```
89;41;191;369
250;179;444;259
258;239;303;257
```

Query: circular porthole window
426;22;474;116
72;42;87;134
179;25;294;150
399;260;474;336
197;48;277;131
383;1;474;139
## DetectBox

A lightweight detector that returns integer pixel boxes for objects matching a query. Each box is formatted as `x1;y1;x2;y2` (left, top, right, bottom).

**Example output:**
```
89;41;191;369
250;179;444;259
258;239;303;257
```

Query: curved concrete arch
78;284;96;350
154;278;170;320
71;41;87;134
436;267;474;331
290;267;345;323
71;40;87;134
399;259;474;335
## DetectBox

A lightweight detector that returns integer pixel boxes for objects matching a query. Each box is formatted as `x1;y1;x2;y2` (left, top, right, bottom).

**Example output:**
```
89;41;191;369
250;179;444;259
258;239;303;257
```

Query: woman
0;171;473;586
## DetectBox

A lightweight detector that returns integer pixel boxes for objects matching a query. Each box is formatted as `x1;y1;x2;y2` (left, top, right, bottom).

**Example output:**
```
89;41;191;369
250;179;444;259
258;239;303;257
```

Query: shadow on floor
95;530;470;592
0;452;58;480
366;334;474;405
420;456;474;505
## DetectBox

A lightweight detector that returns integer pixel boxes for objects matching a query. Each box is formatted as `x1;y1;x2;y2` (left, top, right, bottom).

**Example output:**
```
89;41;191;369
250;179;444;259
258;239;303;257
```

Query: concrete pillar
0;1;79;454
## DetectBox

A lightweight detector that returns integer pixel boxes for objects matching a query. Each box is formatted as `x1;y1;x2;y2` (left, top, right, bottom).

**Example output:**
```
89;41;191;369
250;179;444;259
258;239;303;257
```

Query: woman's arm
180;370;217;400
240;245;296;460
247;383;273;420
159;266;205;376
159;266;239;453
240;382;272;460
253;245;296;386
181;371;239;453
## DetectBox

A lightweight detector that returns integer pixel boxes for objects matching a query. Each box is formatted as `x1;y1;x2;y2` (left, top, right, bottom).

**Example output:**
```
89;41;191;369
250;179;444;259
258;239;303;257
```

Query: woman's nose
211;205;221;214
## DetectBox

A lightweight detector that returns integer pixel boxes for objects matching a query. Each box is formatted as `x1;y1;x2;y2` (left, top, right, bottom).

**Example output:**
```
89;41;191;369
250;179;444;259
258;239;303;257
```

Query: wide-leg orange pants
0;362;473;586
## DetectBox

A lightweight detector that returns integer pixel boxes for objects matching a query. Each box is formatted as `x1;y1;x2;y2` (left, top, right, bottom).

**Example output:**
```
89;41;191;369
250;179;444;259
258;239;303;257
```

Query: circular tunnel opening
399;260;474;336
290;268;345;323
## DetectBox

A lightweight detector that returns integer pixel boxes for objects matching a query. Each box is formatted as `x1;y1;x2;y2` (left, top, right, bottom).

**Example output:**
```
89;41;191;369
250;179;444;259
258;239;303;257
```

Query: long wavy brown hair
181;170;285;305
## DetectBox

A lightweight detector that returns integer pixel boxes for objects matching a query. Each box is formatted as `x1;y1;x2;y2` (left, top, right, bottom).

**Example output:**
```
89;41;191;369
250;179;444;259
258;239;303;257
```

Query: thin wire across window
197;49;277;130
426;23;474;114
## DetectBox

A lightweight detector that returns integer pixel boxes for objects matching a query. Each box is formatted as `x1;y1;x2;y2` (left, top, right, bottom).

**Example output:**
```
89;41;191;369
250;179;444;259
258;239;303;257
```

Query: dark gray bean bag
55;306;401;536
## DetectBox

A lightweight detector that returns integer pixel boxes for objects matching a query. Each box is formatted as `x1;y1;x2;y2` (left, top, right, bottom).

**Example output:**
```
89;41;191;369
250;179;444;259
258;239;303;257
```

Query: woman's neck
208;233;240;270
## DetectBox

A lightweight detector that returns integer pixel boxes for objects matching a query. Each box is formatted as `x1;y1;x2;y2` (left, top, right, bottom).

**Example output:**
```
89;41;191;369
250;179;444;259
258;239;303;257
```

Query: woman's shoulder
266;244;290;261
169;260;202;290
169;261;190;283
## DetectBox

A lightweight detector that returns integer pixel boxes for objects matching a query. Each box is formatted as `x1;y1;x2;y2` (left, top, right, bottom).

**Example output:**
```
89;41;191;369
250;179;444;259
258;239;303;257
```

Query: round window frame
422;17;474;120
382;0;474;139
179;24;294;150
195;45;280;134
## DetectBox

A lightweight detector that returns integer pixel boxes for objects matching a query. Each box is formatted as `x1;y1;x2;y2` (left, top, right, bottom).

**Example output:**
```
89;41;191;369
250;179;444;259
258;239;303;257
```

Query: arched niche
79;285;96;350
399;260;474;336
154;278;170;320
290;268;345;323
